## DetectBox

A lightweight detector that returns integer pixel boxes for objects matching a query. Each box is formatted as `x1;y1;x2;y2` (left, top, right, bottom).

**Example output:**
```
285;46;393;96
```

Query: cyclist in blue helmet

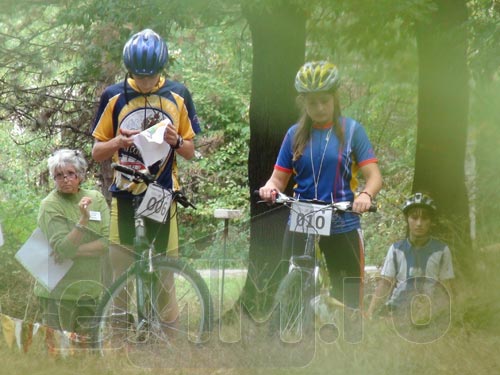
123;28;168;76
91;29;201;325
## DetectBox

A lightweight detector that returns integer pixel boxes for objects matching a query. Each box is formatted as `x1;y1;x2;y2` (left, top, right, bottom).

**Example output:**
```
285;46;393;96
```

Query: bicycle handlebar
111;163;196;209
111;163;155;184
254;190;377;213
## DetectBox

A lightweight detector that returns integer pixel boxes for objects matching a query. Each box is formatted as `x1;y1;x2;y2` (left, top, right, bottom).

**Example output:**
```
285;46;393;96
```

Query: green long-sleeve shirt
35;188;110;300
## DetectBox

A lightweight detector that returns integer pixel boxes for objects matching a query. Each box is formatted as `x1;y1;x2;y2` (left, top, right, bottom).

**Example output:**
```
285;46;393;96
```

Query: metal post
214;209;243;315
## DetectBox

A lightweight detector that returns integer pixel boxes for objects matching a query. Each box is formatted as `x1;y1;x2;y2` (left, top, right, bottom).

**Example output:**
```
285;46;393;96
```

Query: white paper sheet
133;122;172;167
15;228;73;292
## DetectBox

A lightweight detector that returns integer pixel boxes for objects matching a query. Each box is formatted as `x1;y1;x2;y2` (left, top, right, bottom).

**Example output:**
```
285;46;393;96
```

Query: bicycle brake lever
274;192;293;204
173;191;196;209
334;201;377;214
334;201;352;211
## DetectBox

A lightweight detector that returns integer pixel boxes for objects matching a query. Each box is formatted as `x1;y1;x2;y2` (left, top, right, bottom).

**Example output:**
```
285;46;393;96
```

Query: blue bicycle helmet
123;29;168;76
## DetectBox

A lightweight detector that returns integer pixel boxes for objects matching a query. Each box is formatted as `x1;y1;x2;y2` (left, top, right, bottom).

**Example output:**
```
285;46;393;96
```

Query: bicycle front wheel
93;256;213;361
270;269;315;343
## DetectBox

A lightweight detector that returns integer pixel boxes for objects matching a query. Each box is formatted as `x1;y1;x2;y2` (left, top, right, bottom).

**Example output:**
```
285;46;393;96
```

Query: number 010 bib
289;202;332;236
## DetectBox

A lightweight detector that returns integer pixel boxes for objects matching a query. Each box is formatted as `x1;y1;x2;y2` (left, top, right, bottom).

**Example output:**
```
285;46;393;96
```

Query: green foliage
0;0;498;321
467;0;500;247
0;124;46;317
154;23;253;260
325;0;436;57
468;0;500;82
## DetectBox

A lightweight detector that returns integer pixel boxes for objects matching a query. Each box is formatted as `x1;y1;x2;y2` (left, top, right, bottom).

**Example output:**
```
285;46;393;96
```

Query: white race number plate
289;202;332;235
137;183;172;223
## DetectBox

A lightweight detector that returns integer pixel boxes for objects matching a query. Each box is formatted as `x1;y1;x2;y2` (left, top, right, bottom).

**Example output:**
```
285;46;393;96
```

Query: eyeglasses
54;171;78;181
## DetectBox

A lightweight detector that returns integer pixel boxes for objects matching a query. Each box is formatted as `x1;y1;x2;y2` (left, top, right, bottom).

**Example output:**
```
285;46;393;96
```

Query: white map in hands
15;228;73;292
133;121;173;167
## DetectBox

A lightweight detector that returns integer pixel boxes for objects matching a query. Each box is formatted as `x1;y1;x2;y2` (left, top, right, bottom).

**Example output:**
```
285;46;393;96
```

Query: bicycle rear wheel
93;256;213;361
270;269;315;343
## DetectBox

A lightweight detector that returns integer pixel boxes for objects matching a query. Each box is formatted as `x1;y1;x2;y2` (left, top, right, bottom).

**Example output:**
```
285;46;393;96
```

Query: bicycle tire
270;269;316;343
93;256;213;358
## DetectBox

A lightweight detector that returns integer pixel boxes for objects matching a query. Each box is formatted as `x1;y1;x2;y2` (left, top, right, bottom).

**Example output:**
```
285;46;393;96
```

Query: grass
1;253;499;374
1;309;498;375
201;269;247;315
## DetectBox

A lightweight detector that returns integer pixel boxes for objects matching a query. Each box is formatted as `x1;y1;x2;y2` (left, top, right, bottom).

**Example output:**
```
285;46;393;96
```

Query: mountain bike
261;192;375;343
93;164;213;358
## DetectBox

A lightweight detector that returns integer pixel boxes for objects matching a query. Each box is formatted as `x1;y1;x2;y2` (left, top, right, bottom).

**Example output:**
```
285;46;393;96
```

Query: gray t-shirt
380;238;454;306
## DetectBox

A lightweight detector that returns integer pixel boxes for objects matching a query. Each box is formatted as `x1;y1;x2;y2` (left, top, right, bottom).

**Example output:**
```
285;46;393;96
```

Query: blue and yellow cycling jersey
92;76;199;198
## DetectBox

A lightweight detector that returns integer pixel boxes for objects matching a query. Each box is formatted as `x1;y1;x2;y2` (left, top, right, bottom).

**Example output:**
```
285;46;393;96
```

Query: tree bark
414;0;471;258
240;4;306;318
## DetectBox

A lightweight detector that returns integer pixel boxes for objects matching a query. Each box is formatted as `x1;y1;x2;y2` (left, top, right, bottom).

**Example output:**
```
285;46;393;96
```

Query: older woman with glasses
36;149;110;336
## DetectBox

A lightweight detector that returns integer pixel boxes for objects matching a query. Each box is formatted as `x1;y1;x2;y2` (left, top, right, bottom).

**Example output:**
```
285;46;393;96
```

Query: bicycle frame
261;191;376;340
132;195;153;329
278;193;347;282
93;163;212;352
287;233;320;282
117;163;187;330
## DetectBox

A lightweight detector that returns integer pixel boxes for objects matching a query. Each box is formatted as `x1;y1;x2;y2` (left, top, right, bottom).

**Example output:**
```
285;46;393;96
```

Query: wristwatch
173;135;184;149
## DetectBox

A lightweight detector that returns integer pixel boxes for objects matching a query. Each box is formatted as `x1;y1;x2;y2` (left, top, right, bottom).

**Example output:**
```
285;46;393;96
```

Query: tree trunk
240;5;306;319
414;0;471;260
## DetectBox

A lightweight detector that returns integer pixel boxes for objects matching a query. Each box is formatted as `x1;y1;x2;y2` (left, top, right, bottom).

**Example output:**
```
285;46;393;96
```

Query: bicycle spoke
93;257;213;364
271;270;315;343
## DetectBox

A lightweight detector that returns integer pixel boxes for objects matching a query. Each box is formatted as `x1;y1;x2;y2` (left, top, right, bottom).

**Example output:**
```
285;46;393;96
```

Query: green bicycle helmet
294;61;340;93
402;193;437;215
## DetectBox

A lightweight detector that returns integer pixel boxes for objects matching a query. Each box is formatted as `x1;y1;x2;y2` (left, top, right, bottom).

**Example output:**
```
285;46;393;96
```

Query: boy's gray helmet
402;192;437;215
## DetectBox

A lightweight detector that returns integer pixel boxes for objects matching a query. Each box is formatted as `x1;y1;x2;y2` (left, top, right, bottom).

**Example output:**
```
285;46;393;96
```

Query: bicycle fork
288;234;319;280
133;216;159;342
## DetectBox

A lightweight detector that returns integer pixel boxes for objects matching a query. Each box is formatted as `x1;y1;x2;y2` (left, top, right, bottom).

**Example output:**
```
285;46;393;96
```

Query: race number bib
289;202;332;236
136;183;172;223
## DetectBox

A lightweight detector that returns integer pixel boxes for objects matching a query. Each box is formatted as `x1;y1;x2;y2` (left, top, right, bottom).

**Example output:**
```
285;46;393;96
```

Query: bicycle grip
111;162;135;175
253;189;280;198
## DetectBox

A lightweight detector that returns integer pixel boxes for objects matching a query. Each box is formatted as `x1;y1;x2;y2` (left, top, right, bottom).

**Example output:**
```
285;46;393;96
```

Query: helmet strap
123;72;130;105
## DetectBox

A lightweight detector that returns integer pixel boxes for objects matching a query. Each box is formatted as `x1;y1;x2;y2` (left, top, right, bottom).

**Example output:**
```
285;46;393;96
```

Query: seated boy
366;193;454;321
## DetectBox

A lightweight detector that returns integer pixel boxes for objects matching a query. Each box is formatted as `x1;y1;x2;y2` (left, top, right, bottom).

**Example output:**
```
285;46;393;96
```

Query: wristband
75;223;85;231
173;135;184;149
360;191;373;201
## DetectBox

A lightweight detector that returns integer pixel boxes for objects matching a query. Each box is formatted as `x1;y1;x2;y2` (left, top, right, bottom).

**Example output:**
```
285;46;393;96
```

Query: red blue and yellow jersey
92;77;199;197
275;117;378;233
